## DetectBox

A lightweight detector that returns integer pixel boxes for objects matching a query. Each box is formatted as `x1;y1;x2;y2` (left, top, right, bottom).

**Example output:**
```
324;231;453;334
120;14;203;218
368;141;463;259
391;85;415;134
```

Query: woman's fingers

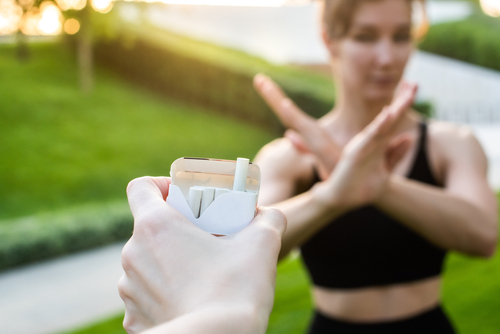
254;74;341;174
253;74;316;132
284;129;310;154
361;83;417;143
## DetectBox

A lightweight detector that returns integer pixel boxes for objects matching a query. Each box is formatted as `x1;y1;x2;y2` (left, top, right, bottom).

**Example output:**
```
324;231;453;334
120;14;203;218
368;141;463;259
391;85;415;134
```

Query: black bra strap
417;120;427;157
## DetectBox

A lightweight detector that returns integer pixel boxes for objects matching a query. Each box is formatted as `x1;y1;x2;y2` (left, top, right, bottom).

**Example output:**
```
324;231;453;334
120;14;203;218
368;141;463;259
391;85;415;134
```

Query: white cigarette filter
167;157;261;235
200;187;215;215
188;187;203;218
233;158;249;192
215;188;230;198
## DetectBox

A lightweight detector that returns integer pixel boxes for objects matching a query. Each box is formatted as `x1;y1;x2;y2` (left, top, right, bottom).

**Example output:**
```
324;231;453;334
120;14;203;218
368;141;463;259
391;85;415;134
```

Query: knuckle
122;312;138;334
134;207;166;236
259;207;287;238
121;242;138;274
117;275;131;301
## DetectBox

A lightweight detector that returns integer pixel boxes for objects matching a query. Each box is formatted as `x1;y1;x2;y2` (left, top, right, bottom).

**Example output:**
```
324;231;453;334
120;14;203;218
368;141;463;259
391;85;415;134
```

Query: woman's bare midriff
312;276;441;323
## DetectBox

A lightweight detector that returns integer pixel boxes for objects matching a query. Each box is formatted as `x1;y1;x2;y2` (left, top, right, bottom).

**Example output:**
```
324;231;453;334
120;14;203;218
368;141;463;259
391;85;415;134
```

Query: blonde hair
321;0;429;40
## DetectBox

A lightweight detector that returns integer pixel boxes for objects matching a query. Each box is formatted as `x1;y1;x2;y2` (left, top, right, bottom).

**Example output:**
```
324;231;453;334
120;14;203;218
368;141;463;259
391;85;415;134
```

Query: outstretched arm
375;125;498;257
119;177;287;334
253;75;416;258
254;73;497;258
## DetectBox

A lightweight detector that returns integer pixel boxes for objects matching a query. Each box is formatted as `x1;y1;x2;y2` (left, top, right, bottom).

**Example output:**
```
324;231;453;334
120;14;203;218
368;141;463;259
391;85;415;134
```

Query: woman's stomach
312;276;441;322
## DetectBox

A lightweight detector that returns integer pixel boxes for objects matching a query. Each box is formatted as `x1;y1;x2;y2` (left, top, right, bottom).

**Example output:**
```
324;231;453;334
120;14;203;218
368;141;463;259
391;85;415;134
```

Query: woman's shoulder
254;137;316;183
427;120;483;151
426;119;488;175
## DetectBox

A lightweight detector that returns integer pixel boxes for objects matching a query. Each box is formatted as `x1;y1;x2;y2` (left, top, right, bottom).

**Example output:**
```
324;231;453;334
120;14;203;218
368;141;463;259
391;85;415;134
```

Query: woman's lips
372;76;396;86
372;77;395;85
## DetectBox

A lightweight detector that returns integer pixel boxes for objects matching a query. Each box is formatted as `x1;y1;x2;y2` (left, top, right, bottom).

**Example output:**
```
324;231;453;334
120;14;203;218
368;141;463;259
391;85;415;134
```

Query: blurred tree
6;0;115;92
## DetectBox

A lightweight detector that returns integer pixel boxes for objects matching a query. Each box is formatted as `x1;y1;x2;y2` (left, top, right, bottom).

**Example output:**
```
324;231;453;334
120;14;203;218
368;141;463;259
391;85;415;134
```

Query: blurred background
0;0;499;333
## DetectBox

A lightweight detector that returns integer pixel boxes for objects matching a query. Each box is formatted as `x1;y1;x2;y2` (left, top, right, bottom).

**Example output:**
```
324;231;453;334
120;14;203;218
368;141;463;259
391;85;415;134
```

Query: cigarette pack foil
166;157;260;235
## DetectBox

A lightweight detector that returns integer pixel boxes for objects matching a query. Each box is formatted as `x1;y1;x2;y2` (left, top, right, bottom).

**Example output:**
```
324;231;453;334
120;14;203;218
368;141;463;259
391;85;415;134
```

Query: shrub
93;37;333;135
0;201;132;271
93;33;432;131
419;15;500;72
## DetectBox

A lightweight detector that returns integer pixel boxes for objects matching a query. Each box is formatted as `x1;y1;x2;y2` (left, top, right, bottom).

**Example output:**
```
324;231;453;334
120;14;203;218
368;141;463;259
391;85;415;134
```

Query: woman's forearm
375;176;498;257
272;185;349;259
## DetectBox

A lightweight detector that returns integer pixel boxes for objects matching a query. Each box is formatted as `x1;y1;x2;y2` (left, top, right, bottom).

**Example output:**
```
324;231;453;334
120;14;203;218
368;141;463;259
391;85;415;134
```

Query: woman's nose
375;39;395;67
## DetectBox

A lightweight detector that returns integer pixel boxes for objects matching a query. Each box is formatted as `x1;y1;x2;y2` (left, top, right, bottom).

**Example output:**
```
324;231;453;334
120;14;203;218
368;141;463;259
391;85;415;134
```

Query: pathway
0;242;125;334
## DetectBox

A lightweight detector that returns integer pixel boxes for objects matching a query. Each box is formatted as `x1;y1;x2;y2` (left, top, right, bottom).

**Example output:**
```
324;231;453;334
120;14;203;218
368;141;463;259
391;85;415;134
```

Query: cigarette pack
166;157;260;235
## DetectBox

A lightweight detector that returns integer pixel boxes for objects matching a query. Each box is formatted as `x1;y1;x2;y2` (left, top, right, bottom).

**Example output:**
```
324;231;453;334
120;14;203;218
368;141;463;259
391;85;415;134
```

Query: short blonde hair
321;0;429;40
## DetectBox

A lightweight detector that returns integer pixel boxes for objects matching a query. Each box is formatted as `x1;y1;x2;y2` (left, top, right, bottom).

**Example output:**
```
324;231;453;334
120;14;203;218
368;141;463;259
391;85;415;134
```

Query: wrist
373;175;401;208
310;182;352;216
194;301;269;334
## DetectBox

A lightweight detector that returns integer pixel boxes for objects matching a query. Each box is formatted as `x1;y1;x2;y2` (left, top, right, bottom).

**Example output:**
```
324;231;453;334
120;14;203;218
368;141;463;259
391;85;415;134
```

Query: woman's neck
327;86;393;134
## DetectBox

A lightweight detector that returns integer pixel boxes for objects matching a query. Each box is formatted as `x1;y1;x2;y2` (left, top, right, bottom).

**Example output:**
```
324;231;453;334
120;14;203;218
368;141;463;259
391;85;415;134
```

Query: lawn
0;42;275;220
64;240;500;334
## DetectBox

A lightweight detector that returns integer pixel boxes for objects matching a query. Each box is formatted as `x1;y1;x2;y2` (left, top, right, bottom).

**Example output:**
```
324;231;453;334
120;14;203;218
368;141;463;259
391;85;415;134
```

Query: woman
253;0;498;333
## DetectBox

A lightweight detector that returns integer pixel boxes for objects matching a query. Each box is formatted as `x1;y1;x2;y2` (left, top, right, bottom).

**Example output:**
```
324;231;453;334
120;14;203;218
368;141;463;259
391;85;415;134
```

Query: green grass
0;42;275;220
63;236;500;334
64;194;500;333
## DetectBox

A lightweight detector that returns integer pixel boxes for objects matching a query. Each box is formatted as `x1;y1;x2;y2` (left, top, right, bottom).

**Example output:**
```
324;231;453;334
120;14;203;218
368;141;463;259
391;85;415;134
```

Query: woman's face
326;0;414;102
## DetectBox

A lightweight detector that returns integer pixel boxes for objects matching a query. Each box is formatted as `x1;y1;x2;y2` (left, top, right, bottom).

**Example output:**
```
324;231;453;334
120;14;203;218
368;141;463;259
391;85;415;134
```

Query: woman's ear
321;27;339;58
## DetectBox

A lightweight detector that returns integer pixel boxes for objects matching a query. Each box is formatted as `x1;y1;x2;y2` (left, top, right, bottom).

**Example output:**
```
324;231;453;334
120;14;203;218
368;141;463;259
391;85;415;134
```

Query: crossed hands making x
253;74;418;209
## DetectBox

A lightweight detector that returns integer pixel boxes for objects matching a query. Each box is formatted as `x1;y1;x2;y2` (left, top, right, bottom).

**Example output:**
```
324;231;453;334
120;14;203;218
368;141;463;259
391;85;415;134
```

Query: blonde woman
253;0;498;332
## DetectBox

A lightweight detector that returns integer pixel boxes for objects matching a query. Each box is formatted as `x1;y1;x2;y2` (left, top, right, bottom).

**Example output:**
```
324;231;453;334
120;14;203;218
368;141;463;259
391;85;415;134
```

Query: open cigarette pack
166;157;261;235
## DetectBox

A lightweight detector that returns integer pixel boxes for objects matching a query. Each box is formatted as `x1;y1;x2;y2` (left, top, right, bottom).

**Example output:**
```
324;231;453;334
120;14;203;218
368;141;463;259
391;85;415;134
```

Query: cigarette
200;187;215;215
188;187;203;218
215;188;230;198
233;158;249;192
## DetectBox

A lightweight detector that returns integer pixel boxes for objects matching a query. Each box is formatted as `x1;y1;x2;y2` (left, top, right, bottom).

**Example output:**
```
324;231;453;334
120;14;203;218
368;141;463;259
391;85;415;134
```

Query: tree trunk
15;30;30;62
78;6;93;93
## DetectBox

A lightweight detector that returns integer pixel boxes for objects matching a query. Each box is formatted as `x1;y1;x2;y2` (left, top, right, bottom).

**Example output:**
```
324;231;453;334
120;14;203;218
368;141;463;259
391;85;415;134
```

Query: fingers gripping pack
166;157;261;235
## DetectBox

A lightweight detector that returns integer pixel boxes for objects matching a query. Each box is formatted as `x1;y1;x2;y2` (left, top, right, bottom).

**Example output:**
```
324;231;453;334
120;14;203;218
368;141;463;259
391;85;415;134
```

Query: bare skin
253;0;497;323
119;177;287;334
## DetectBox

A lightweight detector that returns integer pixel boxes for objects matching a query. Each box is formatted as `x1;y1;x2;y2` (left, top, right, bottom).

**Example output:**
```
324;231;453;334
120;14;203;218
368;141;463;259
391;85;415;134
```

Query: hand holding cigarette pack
166;157;260;235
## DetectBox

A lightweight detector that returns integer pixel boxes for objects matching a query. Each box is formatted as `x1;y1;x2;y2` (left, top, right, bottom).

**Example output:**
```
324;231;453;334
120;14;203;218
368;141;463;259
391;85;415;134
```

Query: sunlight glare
481;0;500;17
91;0;114;13
20;1;62;35
56;0;86;11
142;0;310;6
37;2;62;34
0;0;23;35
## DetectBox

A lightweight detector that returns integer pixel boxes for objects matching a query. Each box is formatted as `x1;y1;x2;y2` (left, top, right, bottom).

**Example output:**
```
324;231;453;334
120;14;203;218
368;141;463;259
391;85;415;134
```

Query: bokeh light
480;0;500;17
38;2;63;34
131;0;309;6
64;17;80;34
56;0;86;11
0;0;23;34
20;1;62;35
91;0;113;13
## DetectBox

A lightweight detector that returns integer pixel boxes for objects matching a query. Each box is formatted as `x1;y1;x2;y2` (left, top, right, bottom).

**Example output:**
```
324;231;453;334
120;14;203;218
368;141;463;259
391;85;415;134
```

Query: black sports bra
300;122;447;289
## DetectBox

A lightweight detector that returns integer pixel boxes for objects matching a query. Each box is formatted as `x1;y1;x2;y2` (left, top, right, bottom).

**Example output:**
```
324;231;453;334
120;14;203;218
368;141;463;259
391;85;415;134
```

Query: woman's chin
364;85;398;103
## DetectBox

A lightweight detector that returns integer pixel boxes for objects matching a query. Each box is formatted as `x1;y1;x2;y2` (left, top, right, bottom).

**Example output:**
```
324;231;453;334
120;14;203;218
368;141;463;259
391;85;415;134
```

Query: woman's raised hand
321;83;417;208
253;74;341;180
253;73;417;208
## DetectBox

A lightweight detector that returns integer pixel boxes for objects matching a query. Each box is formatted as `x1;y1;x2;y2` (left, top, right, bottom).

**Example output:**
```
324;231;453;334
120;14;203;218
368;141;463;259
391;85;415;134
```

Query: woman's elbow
477;224;498;258
482;232;498;258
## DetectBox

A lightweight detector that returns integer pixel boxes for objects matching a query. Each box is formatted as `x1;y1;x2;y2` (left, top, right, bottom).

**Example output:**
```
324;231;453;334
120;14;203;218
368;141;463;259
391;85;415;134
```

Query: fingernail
254;74;265;87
